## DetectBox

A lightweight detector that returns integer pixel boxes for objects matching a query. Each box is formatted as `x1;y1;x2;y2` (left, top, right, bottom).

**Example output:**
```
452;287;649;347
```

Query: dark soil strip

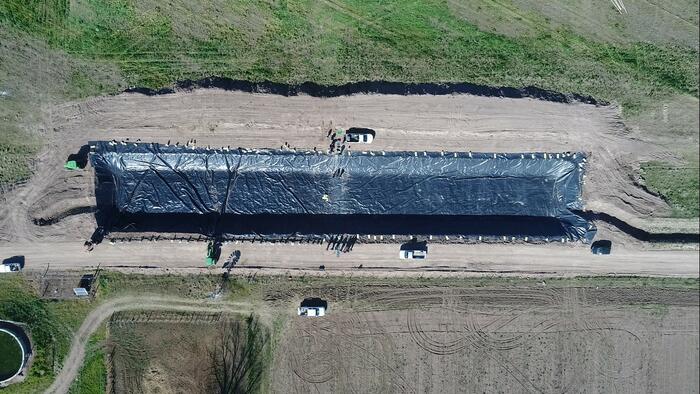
124;78;604;105
580;211;699;243
32;205;96;226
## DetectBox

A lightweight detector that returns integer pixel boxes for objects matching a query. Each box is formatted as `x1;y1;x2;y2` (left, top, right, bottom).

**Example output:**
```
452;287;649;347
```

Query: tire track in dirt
44;296;254;394
562;288;646;381
368;286;649;393
289;319;339;384
286;311;414;393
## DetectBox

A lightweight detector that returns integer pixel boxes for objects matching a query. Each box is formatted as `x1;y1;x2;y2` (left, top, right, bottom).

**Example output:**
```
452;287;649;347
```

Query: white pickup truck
0;263;21;273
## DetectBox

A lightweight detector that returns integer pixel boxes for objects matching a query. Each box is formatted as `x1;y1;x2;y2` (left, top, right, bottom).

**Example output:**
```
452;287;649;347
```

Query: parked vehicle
298;306;326;317
591;240;612;255
0;263;21;273
399;249;427;259
346;127;375;143
1;256;24;273
298;297;328;317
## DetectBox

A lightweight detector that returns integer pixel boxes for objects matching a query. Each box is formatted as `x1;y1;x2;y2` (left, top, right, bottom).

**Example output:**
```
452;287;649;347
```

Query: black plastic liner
90;142;595;242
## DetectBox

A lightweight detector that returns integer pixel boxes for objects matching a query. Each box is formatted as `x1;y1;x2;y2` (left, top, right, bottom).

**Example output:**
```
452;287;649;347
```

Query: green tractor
64;160;79;170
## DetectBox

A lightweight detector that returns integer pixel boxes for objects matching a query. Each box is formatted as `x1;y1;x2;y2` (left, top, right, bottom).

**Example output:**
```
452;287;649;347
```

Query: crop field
268;281;700;393
109;314;220;394
269;277;693;393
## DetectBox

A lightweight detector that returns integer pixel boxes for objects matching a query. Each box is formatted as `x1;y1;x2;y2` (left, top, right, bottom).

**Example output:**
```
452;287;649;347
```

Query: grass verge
642;160;700;218
68;324;107;394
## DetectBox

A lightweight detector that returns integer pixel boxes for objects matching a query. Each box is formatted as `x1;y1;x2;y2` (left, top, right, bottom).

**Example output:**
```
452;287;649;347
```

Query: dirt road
44;296;254;394
4;241;697;277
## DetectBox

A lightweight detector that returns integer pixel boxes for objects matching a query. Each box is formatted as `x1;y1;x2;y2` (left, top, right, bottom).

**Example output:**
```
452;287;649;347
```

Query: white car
399;250;427;259
346;128;375;144
0;263;21;273
298;306;326;317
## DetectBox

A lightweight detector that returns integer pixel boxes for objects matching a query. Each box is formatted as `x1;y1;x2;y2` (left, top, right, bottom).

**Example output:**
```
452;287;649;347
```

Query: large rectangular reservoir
90;142;595;241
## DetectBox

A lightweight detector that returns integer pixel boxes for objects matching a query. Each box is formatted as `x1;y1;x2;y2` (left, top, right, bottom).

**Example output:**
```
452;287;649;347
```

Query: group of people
327;128;347;154
325;234;357;254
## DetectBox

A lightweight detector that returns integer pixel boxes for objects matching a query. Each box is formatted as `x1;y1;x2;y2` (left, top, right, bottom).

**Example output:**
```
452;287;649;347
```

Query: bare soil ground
270;284;699;393
0;89;696;247
109;313;222;394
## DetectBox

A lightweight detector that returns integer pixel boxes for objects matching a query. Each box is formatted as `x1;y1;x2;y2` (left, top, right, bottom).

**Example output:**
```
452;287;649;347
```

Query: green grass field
2;0;696;100
642;160;700;217
0;0;698;214
0;127;38;185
